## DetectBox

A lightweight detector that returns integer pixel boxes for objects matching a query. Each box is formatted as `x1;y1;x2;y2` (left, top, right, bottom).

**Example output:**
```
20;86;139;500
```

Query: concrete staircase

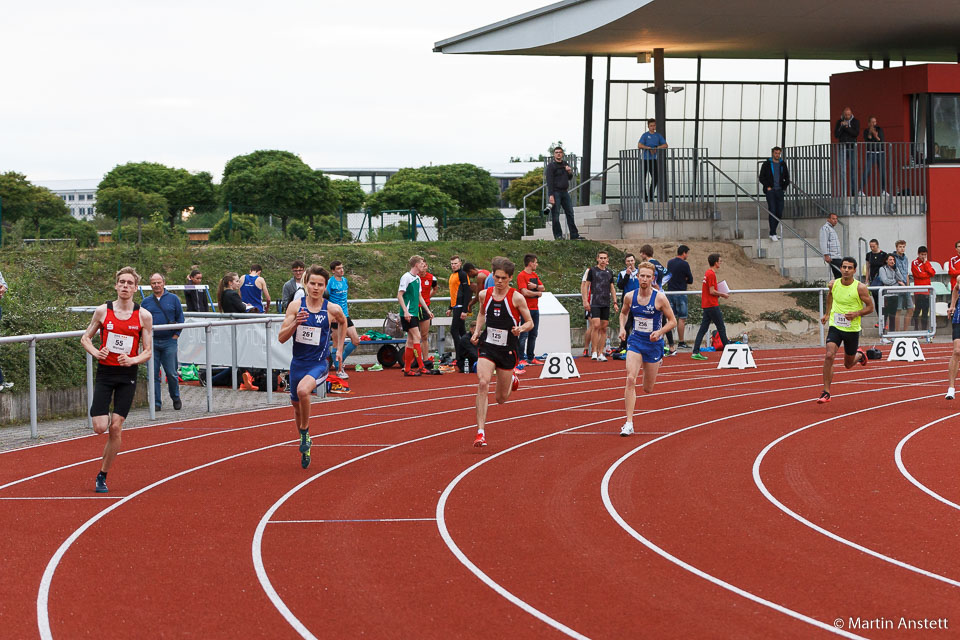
522;204;622;241
714;215;827;282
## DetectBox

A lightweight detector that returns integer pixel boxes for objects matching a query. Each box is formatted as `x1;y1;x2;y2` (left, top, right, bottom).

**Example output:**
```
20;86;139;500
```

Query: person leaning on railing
876;253;902;333
637;118;668;202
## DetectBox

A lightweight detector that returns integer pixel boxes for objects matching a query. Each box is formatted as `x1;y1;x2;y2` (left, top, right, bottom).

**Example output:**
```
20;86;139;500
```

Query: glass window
607;121;627;153
701;84;722;119
68;194;74;201
932;94;960;161
740;84;761;120
609;83;628;119
721;84;742;120
759;84;781;120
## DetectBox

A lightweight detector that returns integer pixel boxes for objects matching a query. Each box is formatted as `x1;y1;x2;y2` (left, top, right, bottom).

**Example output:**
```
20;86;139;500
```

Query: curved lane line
895;413;960;511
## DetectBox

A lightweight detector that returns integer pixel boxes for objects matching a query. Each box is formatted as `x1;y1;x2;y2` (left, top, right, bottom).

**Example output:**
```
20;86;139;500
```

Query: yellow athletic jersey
828;278;863;332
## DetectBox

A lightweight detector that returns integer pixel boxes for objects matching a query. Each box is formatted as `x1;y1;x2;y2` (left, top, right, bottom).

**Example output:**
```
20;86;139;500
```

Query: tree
439;208;507;241
0;172;71;238
503;167;545;211
98;162;216;228
95;186;168;244
209;212;258;243
387;164;499;213
220;151;335;236
365;180;458;220
330;179;365;212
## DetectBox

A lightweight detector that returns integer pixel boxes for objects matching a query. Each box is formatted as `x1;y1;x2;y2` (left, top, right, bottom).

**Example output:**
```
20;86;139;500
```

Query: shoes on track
355;364;364;372
473;432;487;447
597;353;608;362
817;390;831;404
947;387;955;400
368;363;384;372
328;382;350;394
338;369;349;379
620;422;634;437
856;348;867;367
95;475;108;494
511;374;520;392
300;433;312;469
403;369;422;377
691;353;708;361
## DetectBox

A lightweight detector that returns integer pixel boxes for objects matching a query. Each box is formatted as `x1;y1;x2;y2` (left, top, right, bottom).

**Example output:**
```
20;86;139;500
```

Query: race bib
833;312;852;328
295;324;321;345
106;333;133;355
486;327;508;347
634;316;653;333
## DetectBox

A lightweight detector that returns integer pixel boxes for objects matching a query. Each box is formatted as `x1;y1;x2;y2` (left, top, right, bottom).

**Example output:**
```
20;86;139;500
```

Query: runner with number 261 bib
617;261;677;437
470;258;533;448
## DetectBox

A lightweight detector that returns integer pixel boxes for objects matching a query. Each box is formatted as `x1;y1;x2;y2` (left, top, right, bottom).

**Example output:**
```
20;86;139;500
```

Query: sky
2;1;856;183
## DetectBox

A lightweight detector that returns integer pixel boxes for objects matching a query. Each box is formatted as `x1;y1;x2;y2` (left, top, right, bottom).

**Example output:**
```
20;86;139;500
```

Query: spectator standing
759;146;791;240
639;244;674;354
834;106;860;195
0;271;10;390
637;119;668;201
616;254;640;351
860;116;888;196
691;253;730;361
516;253;545;365
864;238;888;322
397;255;433;376
545;146;582;240
140;273;185;412
582;250;619;361
947;241;960;291
665;245;694;348
184;269;209;313
240;264;271;313
447;257;476;366
328;260;361;378
892;240;913;331
418;260;440;367
911;246;937;331
280;261;306;312
876;254;902;332
819;212;843;278
217;272;248;313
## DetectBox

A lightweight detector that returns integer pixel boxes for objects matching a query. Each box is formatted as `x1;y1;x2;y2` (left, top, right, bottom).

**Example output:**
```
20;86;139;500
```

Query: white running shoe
597;353;608;362
947;387;955;400
337;369;349;380
769;235;779;241
591;352;599;361
620;422;634;437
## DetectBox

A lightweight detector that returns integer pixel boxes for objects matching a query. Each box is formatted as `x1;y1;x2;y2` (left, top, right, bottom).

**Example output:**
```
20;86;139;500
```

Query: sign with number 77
717;344;756;370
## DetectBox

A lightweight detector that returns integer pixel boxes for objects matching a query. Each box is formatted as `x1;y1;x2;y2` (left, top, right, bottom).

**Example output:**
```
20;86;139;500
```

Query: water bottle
605;337;611;353
741;333;749;344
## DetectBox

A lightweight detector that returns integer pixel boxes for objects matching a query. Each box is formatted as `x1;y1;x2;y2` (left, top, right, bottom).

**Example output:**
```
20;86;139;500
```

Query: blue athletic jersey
240;274;264;312
327;276;349;317
292;298;331;363
628;288;663;340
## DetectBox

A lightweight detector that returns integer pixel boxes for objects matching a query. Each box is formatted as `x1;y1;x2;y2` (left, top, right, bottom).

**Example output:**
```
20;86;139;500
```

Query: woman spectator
876;254;902;332
217;272;248;314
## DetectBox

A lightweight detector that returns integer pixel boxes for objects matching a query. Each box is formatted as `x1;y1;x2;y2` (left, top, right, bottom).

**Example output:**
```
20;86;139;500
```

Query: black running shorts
90;365;139;419
826;326;860;356
478;343;519;371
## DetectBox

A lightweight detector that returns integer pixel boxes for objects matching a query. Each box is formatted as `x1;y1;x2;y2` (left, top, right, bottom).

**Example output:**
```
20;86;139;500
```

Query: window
68;194;74;201
932;94;960;161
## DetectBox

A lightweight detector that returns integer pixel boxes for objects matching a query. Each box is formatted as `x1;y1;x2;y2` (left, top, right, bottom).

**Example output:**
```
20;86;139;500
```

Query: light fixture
636;52;652;64
642;85;685;94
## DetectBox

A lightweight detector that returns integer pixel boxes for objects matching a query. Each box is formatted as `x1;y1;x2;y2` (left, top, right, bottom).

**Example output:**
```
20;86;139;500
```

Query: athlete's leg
418;318;431;363
493;367;514;404
292;374;316;431
475;358;495;433
100;414;125;473
598;319;610;354
404;326;421;372
641;359;662;393
949;339;960;391
339;325;360;370
624;350;642;422
590;317;603;356
822;341;840;392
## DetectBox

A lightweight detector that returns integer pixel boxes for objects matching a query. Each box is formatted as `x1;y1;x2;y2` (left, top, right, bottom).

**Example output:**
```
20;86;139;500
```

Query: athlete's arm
618;290;634;341
950;283;960;317
397;286;411;321
80;305;109;360
258;276;271;307
652;292;678;342
470;290;487;344
418;292;434;319
851;282;875;318
511;291;534;336
581;278;590;310
821;281;835;325
277;297;306;343
610;281;619;311
328;303;348;359
121;309;153;366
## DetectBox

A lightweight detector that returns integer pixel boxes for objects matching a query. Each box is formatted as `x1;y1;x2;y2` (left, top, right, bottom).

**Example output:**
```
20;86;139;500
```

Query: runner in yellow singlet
818;257;875;404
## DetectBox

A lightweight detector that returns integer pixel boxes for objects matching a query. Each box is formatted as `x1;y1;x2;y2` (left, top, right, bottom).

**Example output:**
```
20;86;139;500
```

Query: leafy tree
387;164;499;214
220;151;334;236
439;208;507;241
0;172;71;238
330;179;365;212
505;210;547;240
209;212;258;243
365;180;457;220
95;186;168;244
503;167;545;211
98;162;216;228
37;215;99;247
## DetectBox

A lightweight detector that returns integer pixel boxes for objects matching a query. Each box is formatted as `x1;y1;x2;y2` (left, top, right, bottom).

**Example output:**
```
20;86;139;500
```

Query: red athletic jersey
516;270;541;311
483;287;521;329
99;302;142;367
949;255;960;289
701;269;719;308
420;271;436;305
911;258;936;296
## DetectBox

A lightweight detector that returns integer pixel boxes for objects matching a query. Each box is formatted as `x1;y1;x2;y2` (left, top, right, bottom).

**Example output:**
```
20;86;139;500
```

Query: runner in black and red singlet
469;258;533;447
80;266;154;494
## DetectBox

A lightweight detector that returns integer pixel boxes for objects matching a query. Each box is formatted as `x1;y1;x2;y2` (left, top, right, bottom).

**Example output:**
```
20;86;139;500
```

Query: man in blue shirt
141;273;185;410
637;119;668;201
665;245;694;348
328;260;360;378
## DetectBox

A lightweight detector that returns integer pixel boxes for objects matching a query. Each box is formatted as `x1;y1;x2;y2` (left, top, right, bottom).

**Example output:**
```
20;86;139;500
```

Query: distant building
33;179;99;220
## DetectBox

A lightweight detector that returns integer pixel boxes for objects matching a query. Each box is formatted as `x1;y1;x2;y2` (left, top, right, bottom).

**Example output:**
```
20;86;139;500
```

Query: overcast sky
3;1;856;183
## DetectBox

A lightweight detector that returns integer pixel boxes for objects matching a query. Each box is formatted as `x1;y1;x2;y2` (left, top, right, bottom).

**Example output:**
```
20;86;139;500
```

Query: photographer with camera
545;146;582;240
834;106;860;195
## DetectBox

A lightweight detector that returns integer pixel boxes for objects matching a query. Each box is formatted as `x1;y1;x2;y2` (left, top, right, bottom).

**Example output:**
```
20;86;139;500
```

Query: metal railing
877;285;937;341
618;148;711;222
785;142;927;217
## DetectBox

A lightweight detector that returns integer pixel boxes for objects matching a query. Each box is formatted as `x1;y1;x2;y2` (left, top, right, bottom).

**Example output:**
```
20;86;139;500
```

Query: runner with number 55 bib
470;258;533;448
818;256;874;404
617;261;677;436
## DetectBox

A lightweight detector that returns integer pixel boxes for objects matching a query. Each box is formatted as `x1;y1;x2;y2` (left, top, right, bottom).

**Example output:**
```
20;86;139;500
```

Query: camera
542;202;554;215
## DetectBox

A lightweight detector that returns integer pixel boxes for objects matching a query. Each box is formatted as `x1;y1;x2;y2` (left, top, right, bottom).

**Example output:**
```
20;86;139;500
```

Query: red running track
1;346;959;639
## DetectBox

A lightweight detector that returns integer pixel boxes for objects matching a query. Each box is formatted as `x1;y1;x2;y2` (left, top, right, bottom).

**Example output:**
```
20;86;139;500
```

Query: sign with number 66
887;338;924;362
539;353;581;379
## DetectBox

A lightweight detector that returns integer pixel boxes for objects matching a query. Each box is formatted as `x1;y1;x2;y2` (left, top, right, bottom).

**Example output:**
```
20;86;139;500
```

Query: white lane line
268;518;436;524
753;394;960;588
895;413;960;511
0;496;124;500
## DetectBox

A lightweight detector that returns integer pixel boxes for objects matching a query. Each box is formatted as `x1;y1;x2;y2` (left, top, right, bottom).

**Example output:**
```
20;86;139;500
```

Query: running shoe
947;388;956;400
817;390;831;404
531;356;546;365
299;432;311;453
856;348;868;367
338;369;349;379
513;366;526;376
666;349;678;357
368;364;384;372
355;364;364;372
473;432;487;447
691;353;708;361
329;382;351;394
403;369;422;377
517;359;529;367
597;353;608;362
95;475;108;494
591;353;599;361
620;422;634;437
677;342;690;349
511;373;520;391
439;364;457;373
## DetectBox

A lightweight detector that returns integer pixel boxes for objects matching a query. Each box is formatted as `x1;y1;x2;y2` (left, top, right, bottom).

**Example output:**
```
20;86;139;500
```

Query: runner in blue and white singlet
946;279;960;399
617;261;677;437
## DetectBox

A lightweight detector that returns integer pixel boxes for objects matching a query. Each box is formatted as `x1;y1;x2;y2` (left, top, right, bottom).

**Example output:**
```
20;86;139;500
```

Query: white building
33;179;99;220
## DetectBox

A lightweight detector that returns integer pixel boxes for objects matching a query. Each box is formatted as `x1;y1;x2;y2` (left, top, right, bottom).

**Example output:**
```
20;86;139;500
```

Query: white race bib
106;333;133;355
295;324;321;345
634;316;653;333
486;327;508;347
833;312;852;328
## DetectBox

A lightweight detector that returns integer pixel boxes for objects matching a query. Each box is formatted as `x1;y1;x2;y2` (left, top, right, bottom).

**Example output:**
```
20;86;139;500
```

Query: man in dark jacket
834;106;860;195
545;146;581;240
758;147;791;241
859;116;887;195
